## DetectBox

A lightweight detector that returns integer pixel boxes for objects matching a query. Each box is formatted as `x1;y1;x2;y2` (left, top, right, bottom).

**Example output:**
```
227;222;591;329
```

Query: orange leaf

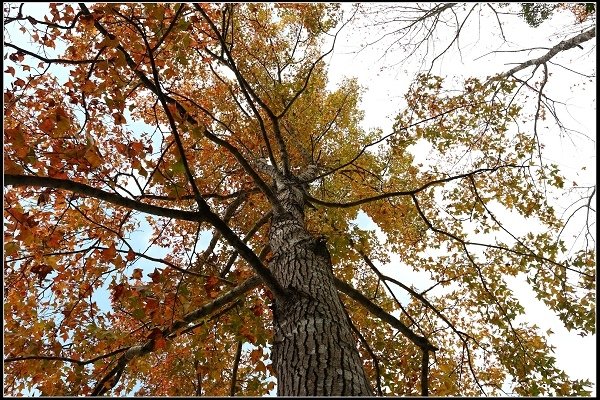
81;80;95;94
5;66;15;76
132;268;143;280
84;146;103;168
126;249;136;262
40;118;55;134
101;243;117;261
250;348;262;363
255;361;266;374
129;141;144;156
239;326;256;343
144;297;160;312
154;335;167;350
147;328;167;350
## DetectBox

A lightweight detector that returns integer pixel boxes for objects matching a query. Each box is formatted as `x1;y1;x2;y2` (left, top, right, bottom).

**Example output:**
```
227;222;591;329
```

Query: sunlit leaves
2;1;595;397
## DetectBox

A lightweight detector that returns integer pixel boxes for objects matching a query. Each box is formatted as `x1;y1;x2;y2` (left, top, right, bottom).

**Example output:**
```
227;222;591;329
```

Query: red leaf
205;275;219;289
5;66;15;76
128;141;144;157
144;297;160;312
251;303;264;317
147;328;167;350
148;268;161;283
154;335;167;350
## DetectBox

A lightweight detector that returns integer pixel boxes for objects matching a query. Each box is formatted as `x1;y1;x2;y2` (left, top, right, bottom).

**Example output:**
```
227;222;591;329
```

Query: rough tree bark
268;171;373;396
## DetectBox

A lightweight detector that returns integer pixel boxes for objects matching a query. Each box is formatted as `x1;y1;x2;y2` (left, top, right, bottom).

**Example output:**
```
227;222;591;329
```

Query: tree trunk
269;179;373;396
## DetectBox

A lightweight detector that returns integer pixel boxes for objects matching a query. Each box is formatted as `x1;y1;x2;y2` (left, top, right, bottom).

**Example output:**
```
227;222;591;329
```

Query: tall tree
3;3;595;396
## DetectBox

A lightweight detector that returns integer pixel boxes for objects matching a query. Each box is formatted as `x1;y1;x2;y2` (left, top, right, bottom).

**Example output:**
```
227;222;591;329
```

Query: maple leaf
2;2;595;397
39;118;55;134
148;268;162;283
101;243;117;261
31;264;54;282
132;268;143;280
239;326;256;344
147;328;167;350
111;283;126;301
126;249;136;262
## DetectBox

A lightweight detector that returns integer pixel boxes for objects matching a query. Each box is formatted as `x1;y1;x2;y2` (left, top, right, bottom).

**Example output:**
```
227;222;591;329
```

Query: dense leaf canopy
3;3;596;396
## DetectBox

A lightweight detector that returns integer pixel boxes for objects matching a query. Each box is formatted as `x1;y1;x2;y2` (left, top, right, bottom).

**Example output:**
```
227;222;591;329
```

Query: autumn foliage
3;3;596;396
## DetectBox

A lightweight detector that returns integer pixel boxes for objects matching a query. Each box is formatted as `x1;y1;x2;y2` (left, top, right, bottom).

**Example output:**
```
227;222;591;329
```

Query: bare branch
497;27;596;78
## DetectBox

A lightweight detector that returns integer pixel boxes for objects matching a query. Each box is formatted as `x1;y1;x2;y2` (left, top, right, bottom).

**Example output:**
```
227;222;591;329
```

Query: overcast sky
325;3;596;394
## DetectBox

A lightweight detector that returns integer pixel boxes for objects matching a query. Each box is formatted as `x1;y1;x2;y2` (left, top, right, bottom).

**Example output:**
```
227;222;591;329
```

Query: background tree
3;2;596;396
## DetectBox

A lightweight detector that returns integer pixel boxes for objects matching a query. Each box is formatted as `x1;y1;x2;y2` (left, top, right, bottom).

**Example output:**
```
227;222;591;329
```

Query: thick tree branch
4;174;205;222
91;275;261;395
229;341;243;396
307;164;522;208
498;27;596;78
333;277;438;352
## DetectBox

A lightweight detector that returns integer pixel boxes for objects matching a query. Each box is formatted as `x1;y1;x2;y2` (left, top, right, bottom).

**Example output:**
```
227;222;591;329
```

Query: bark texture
269;178;373;396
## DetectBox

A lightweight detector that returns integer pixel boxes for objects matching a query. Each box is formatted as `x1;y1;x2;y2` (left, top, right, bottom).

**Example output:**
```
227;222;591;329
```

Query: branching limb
307;164;522;208
497;27;596;79
333;277;437;352
229;341;243;396
90;276;260;395
4;174;205;222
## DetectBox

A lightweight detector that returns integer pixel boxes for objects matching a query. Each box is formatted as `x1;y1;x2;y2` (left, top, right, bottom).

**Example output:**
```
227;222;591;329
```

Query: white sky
327;3;596;395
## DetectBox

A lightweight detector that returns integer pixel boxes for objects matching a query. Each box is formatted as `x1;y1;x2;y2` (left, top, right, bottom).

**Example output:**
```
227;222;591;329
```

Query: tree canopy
3;2;596;396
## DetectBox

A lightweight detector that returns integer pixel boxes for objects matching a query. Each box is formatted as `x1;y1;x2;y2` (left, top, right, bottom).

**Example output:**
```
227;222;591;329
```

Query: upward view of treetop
3;3;596;396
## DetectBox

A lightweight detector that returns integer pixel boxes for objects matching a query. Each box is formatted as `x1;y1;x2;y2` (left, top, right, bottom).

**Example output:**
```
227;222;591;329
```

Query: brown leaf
126;249;136;262
31;264;53;282
144;297;160;312
112;283;126;301
147;328;167;350
132;268;143;280
101;243;117;261
39;118;55;134
148;268;161;283
37;191;50;206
